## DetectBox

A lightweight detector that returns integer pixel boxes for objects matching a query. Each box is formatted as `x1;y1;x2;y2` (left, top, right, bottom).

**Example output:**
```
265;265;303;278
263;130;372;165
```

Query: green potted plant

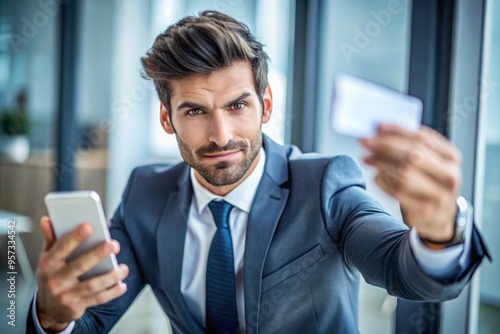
0;108;31;163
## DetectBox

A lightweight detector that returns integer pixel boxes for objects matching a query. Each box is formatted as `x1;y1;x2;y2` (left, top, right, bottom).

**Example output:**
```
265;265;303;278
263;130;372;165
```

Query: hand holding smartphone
44;191;119;280
35;192;127;331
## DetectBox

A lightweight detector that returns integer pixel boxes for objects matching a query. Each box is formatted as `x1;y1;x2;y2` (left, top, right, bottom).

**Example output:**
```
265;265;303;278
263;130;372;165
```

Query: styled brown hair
141;10;269;113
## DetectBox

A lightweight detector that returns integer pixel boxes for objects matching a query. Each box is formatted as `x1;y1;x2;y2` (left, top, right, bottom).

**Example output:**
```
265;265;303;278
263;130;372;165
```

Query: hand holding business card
331;73;422;137
332;74;464;245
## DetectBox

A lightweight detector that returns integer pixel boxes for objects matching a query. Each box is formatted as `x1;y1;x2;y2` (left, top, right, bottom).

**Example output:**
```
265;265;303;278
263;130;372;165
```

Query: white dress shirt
32;147;470;333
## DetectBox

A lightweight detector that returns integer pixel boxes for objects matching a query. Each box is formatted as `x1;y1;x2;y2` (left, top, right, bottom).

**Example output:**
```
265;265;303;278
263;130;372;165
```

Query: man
28;11;489;334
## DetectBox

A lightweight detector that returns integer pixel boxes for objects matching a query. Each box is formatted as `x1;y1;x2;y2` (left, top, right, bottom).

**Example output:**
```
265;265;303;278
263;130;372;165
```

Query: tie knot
208;200;233;229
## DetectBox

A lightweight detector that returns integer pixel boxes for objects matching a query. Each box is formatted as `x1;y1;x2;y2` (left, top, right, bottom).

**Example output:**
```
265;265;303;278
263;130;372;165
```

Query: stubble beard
176;132;262;186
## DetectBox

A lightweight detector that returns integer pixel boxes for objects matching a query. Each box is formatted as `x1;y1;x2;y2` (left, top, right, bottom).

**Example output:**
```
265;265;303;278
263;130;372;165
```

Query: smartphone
44;191;118;281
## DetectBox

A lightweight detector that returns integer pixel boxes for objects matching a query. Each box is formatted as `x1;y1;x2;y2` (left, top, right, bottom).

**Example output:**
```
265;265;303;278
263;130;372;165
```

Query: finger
373;168;443;202
59;240;119;282
418;126;461;163
360;128;415;161
360;124;419;143
40;216;56;251
364;149;461;191
375;124;461;163
45;241;122;296
82;281;128;309
364;156;414;182
73;264;129;296
46;223;93;266
362;126;461;190
47;240;120;295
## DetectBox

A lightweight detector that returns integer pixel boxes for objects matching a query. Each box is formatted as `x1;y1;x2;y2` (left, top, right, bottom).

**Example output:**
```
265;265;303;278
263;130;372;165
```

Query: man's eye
230;103;245;111
187;109;203;116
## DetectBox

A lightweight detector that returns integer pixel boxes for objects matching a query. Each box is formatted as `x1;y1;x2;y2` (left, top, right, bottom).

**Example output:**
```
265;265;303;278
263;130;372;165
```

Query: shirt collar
190;148;266;214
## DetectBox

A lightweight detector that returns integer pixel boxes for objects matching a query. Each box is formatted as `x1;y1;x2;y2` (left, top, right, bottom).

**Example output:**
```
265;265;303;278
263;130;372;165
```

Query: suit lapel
244;136;290;332
156;164;204;333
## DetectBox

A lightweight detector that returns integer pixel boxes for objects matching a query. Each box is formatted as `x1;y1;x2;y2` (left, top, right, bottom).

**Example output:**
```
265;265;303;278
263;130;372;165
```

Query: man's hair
141;10;269;113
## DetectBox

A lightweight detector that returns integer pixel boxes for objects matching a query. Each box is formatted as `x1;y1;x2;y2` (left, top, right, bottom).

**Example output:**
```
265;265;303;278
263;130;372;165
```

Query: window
314;1;412;332
475;1;500;332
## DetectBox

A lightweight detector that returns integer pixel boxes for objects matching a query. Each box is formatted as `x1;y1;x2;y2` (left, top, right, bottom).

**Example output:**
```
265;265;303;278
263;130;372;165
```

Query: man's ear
262;85;273;124
160;103;175;134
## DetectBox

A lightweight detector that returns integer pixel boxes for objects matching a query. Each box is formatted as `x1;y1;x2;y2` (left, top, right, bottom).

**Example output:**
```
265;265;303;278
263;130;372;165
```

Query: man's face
160;61;272;192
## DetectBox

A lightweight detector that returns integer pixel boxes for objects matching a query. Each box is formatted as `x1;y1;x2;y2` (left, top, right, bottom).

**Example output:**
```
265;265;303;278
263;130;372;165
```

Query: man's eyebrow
176;101;207;112
175;92;252;112
223;92;252;108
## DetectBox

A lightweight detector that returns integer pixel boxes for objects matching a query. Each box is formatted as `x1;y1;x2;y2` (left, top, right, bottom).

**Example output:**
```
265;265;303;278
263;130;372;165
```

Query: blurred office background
0;0;498;333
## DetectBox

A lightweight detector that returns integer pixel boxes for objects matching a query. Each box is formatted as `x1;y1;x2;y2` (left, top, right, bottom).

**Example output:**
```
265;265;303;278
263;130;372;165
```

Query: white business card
331;73;423;137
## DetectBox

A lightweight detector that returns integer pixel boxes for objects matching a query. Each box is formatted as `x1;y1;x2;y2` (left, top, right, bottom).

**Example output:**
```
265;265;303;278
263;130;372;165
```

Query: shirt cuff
409;223;472;280
32;289;75;334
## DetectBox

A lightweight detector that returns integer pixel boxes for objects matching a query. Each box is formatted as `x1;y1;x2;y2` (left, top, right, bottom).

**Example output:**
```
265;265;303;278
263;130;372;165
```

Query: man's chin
204;171;242;187
197;165;246;187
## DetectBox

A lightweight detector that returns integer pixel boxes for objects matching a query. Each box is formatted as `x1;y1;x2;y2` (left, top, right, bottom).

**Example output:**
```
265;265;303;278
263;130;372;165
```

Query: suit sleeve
321;155;490;302
26;169;147;334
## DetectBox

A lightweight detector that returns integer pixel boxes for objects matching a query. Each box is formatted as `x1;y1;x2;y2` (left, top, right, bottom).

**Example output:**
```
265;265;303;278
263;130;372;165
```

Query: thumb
40;216;56;251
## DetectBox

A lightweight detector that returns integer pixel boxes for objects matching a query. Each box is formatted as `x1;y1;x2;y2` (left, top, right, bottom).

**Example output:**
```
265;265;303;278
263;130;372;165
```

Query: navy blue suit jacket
27;136;489;333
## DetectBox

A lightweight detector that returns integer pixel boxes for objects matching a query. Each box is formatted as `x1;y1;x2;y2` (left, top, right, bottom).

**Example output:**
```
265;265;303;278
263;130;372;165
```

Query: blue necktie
206;200;239;334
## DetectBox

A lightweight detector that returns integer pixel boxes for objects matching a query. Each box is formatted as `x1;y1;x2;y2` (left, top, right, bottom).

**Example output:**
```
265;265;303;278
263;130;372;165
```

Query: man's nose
208;113;234;147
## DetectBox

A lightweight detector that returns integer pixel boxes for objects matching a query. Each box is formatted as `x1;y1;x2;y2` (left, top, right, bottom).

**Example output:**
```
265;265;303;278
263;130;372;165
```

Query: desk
0;210;34;284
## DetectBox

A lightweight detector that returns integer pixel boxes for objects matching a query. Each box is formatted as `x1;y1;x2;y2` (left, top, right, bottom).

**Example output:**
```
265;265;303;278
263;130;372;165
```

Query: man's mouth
202;150;241;161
